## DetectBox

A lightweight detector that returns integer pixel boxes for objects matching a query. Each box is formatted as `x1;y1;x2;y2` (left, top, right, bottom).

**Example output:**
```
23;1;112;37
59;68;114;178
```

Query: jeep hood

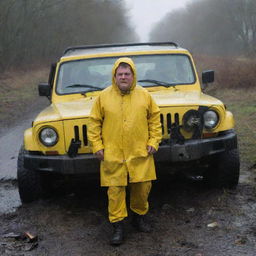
33;90;224;125
151;90;224;107
33;98;95;124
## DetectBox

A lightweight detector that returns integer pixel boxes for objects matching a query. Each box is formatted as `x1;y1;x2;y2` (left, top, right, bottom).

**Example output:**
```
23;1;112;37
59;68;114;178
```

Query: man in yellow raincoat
88;57;162;245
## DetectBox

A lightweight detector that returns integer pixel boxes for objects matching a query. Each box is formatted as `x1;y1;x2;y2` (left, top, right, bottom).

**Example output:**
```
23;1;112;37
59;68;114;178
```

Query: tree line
0;0;138;72
150;0;256;57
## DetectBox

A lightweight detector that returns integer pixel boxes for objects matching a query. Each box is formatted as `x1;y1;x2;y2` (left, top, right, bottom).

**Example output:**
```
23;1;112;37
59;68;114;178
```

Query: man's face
115;66;134;92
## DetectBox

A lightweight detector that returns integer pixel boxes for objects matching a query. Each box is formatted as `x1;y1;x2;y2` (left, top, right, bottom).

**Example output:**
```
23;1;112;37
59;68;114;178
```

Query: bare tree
0;0;138;71
228;0;256;55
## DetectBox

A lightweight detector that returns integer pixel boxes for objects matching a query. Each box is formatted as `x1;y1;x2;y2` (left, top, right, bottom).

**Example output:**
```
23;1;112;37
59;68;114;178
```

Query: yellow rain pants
108;181;152;223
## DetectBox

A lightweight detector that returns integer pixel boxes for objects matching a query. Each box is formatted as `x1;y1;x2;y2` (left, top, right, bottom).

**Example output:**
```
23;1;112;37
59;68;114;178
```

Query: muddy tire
17;147;42;203
204;148;240;189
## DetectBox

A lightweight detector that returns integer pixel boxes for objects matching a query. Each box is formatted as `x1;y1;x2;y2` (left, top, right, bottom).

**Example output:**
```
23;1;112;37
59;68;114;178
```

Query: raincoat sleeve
147;95;162;151
88;95;105;153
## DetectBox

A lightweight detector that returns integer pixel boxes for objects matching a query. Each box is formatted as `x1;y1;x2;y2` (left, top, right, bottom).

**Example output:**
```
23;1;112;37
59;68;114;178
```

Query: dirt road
0;105;256;255
1;167;256;255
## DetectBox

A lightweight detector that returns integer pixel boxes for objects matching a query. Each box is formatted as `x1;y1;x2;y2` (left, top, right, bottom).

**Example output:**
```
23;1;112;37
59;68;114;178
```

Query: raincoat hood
112;57;137;93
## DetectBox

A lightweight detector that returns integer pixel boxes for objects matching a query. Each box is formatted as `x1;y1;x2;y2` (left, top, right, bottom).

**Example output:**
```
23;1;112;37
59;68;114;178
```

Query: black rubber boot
132;213;151;233
110;221;124;246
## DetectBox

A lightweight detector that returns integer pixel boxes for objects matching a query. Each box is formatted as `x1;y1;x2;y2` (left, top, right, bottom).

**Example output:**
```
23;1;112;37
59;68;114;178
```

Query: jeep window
56;54;195;95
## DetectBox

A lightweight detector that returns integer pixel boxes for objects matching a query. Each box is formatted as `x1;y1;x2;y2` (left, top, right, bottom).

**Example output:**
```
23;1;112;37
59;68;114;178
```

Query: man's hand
95;149;104;161
147;145;156;154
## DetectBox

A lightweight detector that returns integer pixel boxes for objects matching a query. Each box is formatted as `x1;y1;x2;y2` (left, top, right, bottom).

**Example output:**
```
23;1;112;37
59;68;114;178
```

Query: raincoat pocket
132;146;148;158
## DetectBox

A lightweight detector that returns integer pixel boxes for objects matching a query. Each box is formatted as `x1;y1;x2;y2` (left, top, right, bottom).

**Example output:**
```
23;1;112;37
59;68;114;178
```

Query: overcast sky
124;0;192;41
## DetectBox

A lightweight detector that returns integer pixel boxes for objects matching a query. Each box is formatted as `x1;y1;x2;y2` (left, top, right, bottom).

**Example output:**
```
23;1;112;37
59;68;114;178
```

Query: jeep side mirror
202;70;214;84
38;83;51;97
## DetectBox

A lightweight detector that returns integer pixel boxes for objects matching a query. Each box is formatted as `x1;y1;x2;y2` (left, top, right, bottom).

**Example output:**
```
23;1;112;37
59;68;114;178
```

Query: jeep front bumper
155;130;237;162
24;152;99;174
24;130;237;174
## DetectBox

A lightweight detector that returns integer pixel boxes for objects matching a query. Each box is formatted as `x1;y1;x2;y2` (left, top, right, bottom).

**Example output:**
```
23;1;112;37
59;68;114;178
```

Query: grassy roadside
0;68;49;127
194;55;256;167
194;55;256;88
207;87;256;168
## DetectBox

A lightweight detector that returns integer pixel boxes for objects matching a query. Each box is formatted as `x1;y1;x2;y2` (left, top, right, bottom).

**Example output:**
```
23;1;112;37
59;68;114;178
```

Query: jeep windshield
56;54;195;95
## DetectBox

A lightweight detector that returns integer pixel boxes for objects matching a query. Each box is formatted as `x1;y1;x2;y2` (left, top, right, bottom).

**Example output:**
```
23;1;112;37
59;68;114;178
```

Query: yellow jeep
17;42;240;203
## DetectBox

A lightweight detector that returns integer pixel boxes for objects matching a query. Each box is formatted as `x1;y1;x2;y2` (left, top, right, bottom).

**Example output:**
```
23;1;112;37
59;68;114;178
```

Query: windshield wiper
66;84;102;90
138;79;175;88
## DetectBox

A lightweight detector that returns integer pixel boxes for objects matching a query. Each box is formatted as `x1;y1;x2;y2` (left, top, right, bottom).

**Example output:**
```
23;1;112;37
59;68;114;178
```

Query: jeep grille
160;113;180;135
63;120;91;154
73;125;88;146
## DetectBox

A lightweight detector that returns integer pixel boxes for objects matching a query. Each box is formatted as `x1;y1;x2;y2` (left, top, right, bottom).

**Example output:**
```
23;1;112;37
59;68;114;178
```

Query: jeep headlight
203;110;219;130
39;127;58;147
182;110;201;132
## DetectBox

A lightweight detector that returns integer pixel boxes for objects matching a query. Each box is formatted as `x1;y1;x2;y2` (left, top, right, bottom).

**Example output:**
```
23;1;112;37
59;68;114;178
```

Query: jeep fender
24;128;38;151
217;110;235;131
24;123;67;154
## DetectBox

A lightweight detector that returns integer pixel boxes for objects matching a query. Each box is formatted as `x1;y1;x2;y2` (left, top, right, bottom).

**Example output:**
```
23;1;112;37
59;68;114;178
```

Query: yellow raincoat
88;57;162;187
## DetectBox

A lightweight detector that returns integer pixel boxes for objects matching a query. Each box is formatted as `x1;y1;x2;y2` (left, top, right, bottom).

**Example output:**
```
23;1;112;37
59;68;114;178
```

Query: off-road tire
204;148;240;189
17;146;42;203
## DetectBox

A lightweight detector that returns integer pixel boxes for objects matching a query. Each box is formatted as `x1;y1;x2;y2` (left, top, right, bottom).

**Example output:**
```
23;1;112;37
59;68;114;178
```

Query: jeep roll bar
63;42;179;55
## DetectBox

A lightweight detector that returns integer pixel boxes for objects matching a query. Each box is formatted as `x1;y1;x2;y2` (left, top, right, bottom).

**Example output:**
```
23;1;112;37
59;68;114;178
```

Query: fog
124;0;192;41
